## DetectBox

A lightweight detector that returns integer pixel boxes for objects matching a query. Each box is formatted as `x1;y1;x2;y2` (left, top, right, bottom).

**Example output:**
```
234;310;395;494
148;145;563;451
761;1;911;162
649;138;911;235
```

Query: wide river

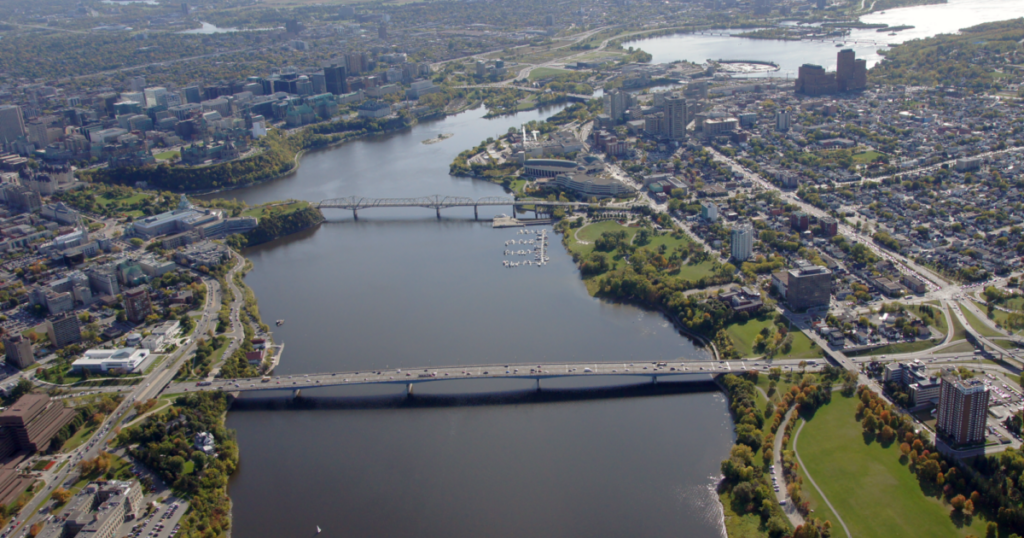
219;2;1023;535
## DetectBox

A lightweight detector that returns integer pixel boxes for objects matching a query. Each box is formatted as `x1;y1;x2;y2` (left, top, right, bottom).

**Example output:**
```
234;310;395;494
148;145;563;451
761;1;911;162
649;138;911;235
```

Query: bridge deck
169;359;823;394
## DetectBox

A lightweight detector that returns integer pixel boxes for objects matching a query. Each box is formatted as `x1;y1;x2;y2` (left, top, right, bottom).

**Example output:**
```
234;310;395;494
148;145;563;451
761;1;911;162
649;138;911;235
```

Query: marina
502;229;550;268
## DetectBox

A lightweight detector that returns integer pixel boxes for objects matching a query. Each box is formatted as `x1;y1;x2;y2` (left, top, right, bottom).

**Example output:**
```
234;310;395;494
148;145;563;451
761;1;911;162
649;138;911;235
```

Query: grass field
942;341;978;354
950;306;968;341
154;151;180;160
960;304;1003;337
241;199;311;219
719;490;771;538
796;394;989;538
528;67;573;81
724;315;820;359
844;339;940;357
851;150;886;164
62;424;98;453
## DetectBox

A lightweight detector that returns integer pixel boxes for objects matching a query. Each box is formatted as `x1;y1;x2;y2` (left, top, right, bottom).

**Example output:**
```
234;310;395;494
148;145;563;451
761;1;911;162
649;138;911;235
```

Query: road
167;358;827;395
9;256;246;537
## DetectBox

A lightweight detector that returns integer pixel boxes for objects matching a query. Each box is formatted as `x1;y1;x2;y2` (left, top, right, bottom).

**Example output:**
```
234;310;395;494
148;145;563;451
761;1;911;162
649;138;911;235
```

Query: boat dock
266;342;285;374
493;216;524;228
502;229;550;269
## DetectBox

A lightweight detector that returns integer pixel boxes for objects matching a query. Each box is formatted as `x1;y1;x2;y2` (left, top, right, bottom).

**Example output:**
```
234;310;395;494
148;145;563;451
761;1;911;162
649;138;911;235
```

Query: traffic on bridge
168;358;825;395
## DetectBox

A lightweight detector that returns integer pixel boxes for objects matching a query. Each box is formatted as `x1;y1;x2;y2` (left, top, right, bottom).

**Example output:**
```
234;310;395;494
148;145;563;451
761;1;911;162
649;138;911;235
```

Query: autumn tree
51;487;72;504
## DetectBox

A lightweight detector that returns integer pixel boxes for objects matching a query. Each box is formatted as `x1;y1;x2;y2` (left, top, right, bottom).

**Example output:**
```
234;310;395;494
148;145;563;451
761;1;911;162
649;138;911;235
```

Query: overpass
317;195;629;220
169;359;825;396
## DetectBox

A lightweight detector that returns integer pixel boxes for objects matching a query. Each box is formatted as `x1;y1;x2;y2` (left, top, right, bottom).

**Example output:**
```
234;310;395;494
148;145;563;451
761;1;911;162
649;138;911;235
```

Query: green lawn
62;424;98;452
796;395;990;538
960;304;1003;337
942;341;978;354
725;315;820;359
95;192;149;208
528;67;573;81
154;150;180;160
241;200;311;219
845;339;940;357
575;220;636;244
182;460;195;475
949;306;968;341
851;150;886;164
719;490;772;538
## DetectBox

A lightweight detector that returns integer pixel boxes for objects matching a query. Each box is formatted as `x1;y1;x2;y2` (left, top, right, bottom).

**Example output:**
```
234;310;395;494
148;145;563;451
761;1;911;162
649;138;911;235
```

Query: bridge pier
536;378;541;392
436;208;442;220
407;383;413;397
511;205;516;218
474;205;478;220
352;209;358;221
651;376;657;385
293;389;301;398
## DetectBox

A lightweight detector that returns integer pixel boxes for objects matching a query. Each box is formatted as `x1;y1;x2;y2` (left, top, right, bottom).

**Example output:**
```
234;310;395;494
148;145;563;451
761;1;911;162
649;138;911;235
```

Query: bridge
318;195;628;220
169;358;825;397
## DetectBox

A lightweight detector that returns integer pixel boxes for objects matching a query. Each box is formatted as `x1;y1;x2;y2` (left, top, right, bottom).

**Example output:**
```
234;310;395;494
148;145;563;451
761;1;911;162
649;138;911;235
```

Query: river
222;1;1024;533
222;103;727;538
626;0;1024;78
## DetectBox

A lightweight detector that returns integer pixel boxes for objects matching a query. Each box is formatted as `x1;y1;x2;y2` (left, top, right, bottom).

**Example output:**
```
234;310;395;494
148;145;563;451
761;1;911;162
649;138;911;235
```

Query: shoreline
186;116;441;198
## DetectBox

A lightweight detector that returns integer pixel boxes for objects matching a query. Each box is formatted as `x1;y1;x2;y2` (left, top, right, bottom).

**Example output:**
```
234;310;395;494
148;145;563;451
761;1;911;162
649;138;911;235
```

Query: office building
143;87;167;108
2;334;34;370
795;64;837;96
47;313;82;348
603;90;631;122
936;374;990;446
796;50;867;95
0;105;26;143
731;225;754;262
184;86;202;104
664;95;688;140
378;24;388;40
836;49;868;92
130;76;147;92
123;287;152;323
324;63;349;95
786;261;832;310
0;393;77;452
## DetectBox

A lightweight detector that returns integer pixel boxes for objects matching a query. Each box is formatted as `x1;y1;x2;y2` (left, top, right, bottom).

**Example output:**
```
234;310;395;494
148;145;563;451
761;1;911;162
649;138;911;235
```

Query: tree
951;494;967;512
130;238;145;248
986;522;998;538
51;487;72;504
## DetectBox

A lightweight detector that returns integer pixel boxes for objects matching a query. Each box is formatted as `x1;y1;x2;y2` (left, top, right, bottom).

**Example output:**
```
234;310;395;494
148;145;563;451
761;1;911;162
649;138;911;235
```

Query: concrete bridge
168;358;825;397
317;195;628;220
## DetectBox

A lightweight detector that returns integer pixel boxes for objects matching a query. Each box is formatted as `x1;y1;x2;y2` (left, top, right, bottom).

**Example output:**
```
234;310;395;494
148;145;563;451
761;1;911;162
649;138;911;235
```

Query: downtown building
936;374;990;446
795;49;867;96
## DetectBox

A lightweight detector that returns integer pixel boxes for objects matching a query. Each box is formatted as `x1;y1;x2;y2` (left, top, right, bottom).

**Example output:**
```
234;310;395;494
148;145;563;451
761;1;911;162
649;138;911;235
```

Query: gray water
223;103;727;538
227;393;734;538
627;0;1024;79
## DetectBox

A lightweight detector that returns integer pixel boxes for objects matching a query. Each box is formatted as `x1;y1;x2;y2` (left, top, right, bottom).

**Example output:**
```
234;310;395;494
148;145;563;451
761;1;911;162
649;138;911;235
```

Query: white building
731;224;754;262
72;348;151;374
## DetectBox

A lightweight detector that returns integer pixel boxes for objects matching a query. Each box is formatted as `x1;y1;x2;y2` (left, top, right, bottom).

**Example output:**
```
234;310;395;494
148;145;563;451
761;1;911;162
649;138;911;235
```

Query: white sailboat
317;526;322;534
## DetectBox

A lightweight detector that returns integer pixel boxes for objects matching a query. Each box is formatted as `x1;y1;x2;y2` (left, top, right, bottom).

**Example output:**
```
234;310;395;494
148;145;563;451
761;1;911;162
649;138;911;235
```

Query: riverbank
78;113;438;195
